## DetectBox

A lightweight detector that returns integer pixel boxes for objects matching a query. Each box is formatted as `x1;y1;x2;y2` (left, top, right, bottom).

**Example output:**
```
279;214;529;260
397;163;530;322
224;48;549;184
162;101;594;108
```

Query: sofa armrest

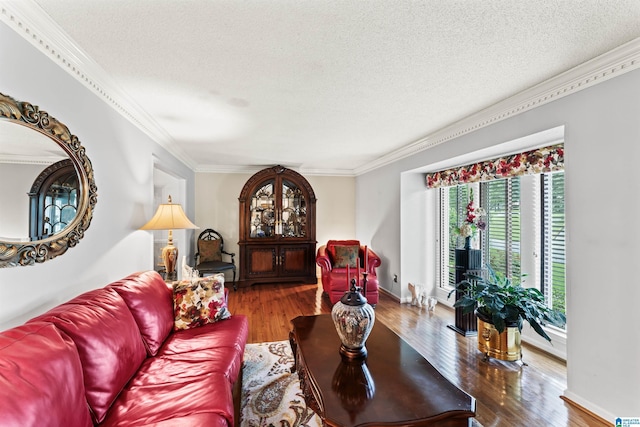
365;247;382;275
315;245;332;271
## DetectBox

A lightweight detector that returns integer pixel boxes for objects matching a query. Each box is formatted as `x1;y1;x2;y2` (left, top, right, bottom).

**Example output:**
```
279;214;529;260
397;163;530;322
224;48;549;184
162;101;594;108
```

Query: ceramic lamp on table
140;195;198;280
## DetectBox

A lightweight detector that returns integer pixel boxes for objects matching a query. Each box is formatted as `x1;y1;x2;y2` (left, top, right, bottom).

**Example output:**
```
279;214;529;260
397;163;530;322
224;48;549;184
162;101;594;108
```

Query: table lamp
140;195;198;280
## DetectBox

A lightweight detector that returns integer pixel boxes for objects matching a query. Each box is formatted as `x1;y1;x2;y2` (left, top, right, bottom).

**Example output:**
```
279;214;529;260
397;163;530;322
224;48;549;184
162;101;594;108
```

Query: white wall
355;162;402;294
397;171;431;302
356;68;640;420
0;21;195;330
195;172;355;277
309;175;356;247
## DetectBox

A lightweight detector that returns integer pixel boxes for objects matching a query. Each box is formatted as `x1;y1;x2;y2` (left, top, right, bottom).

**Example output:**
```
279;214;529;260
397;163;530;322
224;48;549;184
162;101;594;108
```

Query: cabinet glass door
249;180;275;238
281;180;306;238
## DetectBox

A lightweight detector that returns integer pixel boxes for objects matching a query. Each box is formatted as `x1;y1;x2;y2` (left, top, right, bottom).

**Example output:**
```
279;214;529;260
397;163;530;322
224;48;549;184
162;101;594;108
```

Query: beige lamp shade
140;196;198;231
140;196;198;280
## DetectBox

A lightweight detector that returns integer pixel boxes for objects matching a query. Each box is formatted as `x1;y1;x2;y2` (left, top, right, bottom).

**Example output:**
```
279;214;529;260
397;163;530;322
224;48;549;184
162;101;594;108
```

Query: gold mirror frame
0;92;98;267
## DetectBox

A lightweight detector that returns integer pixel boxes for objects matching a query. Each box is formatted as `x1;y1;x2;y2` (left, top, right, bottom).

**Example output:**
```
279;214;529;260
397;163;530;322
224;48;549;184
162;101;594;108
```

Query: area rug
240;340;321;427
240;340;483;427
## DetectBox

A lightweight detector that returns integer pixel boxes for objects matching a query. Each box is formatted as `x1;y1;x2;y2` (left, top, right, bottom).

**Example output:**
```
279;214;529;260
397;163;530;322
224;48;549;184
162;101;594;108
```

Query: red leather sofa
316;240;381;305
0;270;248;427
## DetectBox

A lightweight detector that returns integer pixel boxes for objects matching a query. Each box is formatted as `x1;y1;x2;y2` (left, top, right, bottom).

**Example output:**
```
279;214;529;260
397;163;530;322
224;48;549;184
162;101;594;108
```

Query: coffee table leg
288;331;298;373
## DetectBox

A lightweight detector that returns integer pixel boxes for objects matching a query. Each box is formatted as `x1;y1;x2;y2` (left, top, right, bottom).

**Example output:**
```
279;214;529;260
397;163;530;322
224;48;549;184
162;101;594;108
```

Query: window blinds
542;172;566;315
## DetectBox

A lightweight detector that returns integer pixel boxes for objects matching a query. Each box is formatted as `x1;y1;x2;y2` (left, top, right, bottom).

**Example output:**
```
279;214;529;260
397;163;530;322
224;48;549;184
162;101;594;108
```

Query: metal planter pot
476;311;522;362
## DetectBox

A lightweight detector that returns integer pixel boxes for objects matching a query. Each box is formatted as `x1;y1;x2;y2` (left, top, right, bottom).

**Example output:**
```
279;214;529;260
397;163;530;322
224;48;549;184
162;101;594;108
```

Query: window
440;184;472;287
29;159;79;240
429;143;565;321
438;172;566;321
542;172;566;315
484;178;521;284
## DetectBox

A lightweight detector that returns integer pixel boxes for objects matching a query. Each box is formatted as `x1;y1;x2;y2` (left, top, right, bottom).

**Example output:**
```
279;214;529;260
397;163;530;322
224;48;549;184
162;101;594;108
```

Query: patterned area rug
240;340;322;427
240;340;483;427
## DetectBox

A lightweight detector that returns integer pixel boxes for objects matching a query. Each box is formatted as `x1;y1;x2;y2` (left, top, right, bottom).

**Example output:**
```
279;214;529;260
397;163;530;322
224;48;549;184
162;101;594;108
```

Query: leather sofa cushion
30;288;147;424
125;350;241;385
108;270;174;356
105;413;229;427
160;314;248;355
101;314;249;426
0;322;93;427
101;371;234;426
326;272;380;305
159;315;248;383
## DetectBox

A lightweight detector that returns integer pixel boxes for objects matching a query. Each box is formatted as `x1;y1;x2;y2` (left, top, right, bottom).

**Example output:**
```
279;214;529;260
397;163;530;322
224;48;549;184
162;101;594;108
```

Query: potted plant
448;265;566;361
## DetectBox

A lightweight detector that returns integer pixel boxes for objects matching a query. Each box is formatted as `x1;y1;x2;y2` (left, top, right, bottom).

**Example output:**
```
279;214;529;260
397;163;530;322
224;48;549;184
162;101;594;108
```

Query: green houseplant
448;265;566;343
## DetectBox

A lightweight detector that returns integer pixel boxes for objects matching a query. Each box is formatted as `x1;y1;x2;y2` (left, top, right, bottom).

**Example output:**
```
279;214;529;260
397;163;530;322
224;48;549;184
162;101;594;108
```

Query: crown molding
3;2;638;178
354;36;640;176
195;163;355;176
0;1;196;170
0;154;65;165
297;168;355;177
194;164;269;175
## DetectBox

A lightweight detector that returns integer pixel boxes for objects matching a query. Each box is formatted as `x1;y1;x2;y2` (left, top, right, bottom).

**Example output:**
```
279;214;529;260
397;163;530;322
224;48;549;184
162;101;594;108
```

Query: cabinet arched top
238;165;316;202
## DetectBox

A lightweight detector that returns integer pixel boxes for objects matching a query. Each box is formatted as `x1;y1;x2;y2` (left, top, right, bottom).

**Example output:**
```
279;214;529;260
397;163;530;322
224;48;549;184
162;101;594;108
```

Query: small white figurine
408;282;427;308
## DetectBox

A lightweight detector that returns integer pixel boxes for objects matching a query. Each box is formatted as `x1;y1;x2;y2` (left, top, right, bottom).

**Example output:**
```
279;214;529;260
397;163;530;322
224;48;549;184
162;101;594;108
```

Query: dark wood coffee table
289;315;476;427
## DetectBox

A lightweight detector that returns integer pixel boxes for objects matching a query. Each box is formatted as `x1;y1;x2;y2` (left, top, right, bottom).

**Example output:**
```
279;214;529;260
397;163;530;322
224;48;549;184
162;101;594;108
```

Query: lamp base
161;243;178;281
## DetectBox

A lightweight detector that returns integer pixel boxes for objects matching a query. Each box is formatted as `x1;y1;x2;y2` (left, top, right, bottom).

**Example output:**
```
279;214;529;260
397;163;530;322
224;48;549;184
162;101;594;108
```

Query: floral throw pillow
173;274;230;330
333;245;359;268
198;239;222;263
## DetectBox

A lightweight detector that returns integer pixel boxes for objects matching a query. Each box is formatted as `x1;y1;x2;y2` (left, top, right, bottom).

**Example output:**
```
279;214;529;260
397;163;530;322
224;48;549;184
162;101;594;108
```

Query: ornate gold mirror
0;92;97;267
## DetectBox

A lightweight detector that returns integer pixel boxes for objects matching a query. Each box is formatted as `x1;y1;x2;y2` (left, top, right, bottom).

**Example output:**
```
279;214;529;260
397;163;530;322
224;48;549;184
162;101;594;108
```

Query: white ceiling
9;1;640;174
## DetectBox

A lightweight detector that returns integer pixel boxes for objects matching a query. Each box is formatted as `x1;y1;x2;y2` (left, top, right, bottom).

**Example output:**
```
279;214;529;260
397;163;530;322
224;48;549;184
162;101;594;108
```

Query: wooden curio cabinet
238;165;317;287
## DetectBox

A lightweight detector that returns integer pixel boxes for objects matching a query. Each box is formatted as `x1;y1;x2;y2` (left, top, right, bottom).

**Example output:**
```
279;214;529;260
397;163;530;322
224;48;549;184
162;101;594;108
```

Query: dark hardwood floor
228;282;606;427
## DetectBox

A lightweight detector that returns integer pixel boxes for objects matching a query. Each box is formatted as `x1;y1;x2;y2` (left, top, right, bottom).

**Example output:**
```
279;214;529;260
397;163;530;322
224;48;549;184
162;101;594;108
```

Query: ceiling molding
0;1;196;170
3;2;639;178
354;36;640;176
194;165;269;175
0;155;64;165
195;164;354;177
297;168;355;177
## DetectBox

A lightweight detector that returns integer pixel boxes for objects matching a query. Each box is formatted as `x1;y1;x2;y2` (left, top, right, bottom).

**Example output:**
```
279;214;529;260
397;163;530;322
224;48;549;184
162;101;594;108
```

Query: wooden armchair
316;240;381;305
194;229;237;289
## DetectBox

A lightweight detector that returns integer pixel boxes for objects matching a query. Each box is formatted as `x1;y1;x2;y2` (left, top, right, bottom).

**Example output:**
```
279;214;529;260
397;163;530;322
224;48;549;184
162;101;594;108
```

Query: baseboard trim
378;286;400;302
560;395;612;426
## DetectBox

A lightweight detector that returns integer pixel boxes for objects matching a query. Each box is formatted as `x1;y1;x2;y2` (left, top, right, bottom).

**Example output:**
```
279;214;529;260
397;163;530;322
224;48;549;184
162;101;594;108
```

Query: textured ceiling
26;0;640;174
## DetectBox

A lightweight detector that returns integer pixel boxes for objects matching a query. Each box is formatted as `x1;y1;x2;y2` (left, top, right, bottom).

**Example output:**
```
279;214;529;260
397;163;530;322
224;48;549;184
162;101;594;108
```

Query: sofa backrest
29;287;147;424
0;322;93;427
108;270;174;356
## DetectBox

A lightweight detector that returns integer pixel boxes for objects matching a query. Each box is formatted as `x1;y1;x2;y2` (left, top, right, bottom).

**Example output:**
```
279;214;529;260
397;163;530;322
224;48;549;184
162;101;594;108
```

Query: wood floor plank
228;282;608;427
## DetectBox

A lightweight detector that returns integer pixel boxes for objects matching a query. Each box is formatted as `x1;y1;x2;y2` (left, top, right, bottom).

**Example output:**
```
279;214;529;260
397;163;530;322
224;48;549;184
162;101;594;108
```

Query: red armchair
316;240;381;305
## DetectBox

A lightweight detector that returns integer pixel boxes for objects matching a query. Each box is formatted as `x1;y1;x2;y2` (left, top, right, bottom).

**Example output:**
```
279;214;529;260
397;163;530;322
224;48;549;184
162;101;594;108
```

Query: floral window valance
425;144;564;188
